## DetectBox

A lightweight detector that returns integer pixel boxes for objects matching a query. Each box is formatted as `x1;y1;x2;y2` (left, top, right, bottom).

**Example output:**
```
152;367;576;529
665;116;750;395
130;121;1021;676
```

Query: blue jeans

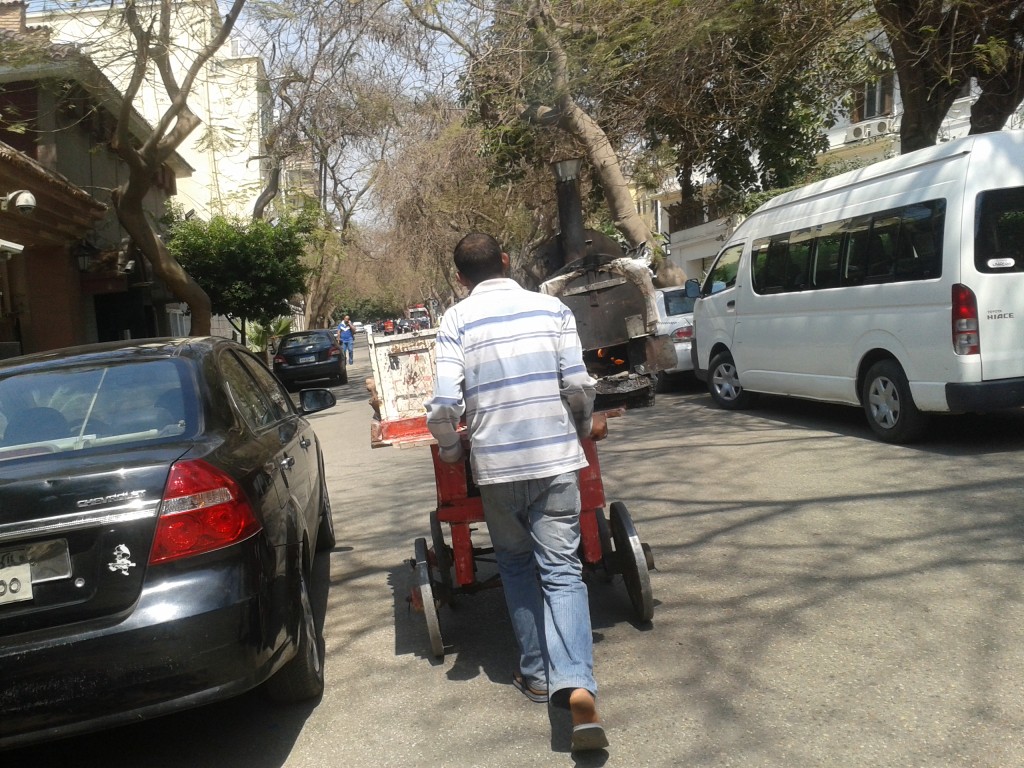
341;338;353;364
479;471;596;697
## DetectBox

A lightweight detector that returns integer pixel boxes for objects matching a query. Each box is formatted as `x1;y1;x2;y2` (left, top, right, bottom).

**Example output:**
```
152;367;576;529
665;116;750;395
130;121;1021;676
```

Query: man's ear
456;271;472;289
501;252;510;275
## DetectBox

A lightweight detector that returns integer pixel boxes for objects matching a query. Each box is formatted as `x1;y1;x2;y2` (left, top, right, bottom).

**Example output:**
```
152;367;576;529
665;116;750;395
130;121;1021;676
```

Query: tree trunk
304;257;339;329
529;4;654;251
970;58;1024;134
112;165;213;335
875;0;981;153
253;166;281;221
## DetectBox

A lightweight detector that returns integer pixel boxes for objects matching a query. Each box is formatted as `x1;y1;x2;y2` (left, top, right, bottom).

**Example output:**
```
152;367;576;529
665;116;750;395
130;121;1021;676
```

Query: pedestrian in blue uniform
425;232;609;752
337;315;355;364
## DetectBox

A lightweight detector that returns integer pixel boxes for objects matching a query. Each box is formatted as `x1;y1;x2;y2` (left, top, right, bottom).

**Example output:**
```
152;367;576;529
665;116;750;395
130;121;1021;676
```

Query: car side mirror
684;278;700;299
299;388;337;414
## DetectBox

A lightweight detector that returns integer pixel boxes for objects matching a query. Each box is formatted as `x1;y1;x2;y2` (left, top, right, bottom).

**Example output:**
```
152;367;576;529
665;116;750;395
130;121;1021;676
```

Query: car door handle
299;436;311;449
280;456;295;470
726;300;735;309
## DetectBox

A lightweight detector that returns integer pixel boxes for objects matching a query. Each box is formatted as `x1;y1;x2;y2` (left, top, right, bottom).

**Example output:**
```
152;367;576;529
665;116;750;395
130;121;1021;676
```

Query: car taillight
952;283;980;355
329;347;341;358
671;325;694;341
273;354;285;365
150;459;262;565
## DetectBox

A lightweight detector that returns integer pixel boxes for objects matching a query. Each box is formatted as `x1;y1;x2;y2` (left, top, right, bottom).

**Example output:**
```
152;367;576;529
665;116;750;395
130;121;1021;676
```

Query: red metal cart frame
368;329;653;659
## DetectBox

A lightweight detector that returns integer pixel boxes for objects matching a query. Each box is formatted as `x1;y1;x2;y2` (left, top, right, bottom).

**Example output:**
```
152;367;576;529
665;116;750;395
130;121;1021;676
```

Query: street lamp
550;158;586;267
551;157;583;184
73;241;99;272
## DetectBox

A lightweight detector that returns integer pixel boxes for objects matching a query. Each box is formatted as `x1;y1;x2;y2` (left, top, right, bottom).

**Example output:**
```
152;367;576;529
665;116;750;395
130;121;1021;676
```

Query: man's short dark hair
454;233;504;284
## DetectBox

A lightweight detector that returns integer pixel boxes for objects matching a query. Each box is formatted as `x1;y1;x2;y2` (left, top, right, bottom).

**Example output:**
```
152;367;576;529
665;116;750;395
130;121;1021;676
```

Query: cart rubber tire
429;511;453;597
609;502;654;623
414;537;444;658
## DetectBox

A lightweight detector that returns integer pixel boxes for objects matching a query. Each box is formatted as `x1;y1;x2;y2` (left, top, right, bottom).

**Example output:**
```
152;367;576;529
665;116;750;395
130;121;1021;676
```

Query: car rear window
663;290;696;316
0;359;193;460
281;333;329;349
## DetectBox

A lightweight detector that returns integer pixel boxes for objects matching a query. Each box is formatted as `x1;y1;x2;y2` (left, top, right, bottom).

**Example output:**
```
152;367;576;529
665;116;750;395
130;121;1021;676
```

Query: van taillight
952;283;980;355
150;459;262;565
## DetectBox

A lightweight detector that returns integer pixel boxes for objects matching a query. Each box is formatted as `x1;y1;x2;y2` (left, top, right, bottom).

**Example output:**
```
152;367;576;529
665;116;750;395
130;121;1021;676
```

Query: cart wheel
609;502;654;623
430;511;453;597
414;537;445;658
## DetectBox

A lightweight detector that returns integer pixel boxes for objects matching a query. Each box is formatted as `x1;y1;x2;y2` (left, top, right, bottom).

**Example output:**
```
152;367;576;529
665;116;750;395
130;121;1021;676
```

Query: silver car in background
654;286;696;387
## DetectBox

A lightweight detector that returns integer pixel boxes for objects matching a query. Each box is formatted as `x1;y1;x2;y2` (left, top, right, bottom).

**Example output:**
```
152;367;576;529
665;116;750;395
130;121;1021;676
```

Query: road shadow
652;380;1024;457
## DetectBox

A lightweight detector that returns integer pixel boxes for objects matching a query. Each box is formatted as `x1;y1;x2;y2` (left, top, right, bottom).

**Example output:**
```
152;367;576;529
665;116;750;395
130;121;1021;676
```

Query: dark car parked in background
0;337;337;749
273;330;347;390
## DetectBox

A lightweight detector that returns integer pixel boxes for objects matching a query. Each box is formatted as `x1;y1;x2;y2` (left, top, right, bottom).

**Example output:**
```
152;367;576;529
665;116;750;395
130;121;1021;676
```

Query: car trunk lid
0;442;191;636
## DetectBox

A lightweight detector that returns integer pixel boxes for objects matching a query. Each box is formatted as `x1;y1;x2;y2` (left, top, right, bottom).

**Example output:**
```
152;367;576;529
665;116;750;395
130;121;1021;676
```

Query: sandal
511;672;548;703
571;722;609;751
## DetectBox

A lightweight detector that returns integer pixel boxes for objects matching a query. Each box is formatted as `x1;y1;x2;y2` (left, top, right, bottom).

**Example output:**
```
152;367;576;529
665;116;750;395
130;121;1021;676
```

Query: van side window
703;243;744;295
752;236;811;294
898;201;945;279
975;187;1024;273
747;198;946;293
812;234;843;288
864;214;902;283
787;240;812;291
842;217;872;286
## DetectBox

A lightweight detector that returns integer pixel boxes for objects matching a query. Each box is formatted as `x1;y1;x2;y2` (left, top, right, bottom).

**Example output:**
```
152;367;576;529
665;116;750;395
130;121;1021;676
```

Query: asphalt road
16;336;1024;767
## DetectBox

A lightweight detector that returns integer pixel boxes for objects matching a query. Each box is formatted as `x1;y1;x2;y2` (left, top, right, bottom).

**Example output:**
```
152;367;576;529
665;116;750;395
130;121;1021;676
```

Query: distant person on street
425;232;609;752
337;315;355;365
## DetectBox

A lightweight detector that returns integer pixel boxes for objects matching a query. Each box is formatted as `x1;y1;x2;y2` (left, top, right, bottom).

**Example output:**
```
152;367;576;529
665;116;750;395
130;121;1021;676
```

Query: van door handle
727;300;735;309
280;456;295;470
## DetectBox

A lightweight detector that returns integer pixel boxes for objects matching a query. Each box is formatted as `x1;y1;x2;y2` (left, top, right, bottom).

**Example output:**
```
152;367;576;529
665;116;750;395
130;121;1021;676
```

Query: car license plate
298;355;315;364
0;554;33;606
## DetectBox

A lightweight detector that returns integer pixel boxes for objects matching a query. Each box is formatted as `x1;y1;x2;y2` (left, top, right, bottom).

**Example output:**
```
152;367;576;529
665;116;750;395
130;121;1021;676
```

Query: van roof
756;129;1024;216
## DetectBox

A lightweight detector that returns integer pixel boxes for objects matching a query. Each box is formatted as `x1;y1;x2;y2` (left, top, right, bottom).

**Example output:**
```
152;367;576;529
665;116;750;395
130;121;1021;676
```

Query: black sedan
0;337;337;749
273;330;348;390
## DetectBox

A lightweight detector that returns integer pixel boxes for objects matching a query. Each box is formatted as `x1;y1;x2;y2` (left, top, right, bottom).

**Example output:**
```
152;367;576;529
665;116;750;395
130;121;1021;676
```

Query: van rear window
976;186;1024;273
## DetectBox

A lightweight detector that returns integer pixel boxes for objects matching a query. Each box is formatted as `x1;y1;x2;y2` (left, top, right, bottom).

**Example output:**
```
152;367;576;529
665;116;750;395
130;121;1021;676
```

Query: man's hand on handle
438;428;471;464
589;408;624;441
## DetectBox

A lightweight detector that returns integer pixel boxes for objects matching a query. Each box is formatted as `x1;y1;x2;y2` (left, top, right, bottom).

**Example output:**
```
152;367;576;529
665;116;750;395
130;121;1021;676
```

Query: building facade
0;1;185;354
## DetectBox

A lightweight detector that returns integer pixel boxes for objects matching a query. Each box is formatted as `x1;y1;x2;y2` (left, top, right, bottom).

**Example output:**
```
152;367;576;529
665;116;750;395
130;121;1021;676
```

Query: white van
693;130;1024;442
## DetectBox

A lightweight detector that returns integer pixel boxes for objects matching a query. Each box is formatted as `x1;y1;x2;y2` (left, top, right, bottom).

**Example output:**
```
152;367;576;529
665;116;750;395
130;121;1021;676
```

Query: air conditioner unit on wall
846;124;870;142
845;119;894;143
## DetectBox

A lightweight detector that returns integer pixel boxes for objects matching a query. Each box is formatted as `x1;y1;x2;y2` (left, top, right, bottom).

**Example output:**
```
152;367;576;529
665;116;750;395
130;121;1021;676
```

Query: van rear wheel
708;351;756;410
861;359;929;443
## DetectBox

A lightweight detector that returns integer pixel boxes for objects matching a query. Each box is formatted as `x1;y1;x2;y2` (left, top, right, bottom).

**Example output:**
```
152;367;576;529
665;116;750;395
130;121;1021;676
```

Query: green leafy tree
407;0;867;284
168;215;310;344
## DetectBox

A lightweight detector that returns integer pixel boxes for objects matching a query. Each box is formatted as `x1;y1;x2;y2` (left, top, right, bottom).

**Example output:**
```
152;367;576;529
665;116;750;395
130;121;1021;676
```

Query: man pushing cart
368;233;654;754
